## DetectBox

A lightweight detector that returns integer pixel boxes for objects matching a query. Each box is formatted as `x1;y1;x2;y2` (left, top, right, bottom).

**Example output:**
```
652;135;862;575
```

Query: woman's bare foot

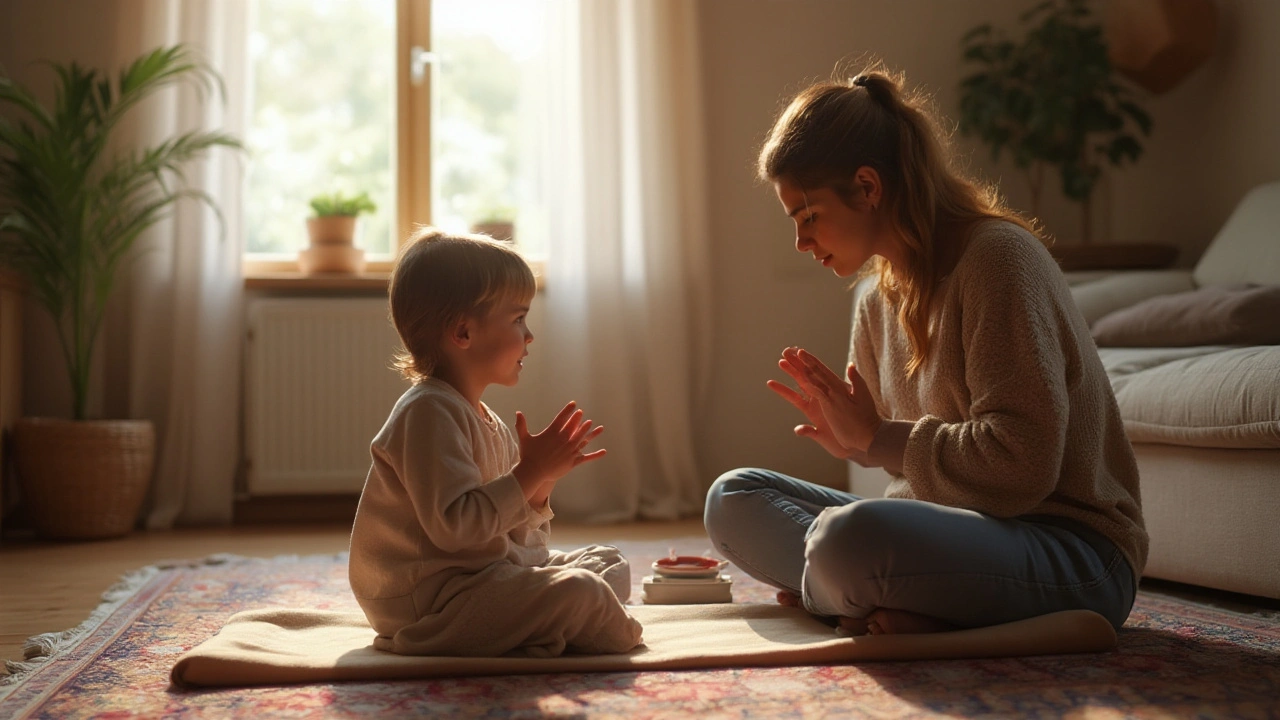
863;608;954;635
776;590;801;608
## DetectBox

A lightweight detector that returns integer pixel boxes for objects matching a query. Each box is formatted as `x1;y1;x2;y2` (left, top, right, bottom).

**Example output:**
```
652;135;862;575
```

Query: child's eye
516;316;526;325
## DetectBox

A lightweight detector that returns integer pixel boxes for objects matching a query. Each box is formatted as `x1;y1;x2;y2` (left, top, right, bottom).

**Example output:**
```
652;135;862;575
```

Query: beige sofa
849;181;1280;600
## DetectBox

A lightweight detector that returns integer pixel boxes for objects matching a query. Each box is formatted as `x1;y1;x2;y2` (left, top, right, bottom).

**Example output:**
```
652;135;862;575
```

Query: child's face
467;296;534;387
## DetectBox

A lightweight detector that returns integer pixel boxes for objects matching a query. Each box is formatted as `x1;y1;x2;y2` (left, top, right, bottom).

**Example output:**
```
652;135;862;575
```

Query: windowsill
244;272;392;291
243;258;545;292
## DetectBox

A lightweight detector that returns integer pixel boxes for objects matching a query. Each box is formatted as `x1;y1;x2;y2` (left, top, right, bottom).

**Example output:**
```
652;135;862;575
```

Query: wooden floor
0;518;706;676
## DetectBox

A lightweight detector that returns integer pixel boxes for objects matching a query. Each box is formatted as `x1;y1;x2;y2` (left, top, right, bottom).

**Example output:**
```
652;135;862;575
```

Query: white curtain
112;0;248;527
528;0;713;521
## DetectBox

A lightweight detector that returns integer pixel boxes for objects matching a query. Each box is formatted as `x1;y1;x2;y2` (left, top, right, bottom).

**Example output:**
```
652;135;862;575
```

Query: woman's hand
513;402;606;502
776;347;882;453
767;373;851;460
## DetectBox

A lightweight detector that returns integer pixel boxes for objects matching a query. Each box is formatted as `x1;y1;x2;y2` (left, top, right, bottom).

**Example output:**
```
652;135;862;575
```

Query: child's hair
389;227;536;383
758;63;1046;376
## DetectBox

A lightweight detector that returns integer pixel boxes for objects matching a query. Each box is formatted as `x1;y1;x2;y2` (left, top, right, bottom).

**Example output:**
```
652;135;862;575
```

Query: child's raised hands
513;401;606;502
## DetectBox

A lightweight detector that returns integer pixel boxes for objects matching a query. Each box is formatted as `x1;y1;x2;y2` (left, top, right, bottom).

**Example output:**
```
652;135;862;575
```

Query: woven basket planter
13;417;155;540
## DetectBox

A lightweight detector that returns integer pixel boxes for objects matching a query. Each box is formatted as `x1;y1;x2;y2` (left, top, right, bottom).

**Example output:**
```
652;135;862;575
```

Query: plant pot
471;220;515;243
306;216;358;245
298;245;367;274
13;417;155;540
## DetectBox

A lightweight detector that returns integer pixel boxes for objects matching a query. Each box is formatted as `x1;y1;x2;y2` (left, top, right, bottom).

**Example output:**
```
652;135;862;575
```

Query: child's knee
554;567;621;603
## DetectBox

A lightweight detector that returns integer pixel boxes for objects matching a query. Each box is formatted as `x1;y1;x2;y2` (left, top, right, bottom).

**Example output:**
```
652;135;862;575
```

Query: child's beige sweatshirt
852;221;1148;578
348;378;642;657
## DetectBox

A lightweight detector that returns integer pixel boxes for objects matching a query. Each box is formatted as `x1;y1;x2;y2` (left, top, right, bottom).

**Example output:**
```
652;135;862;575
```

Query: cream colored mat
171;604;1116;689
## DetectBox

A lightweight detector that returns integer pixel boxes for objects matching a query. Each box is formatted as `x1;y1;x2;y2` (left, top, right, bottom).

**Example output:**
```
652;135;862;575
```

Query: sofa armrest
1068;270;1196;326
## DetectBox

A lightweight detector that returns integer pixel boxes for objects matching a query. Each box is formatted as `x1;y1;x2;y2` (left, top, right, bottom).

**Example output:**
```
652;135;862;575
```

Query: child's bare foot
863;608;954;635
776;590;801;608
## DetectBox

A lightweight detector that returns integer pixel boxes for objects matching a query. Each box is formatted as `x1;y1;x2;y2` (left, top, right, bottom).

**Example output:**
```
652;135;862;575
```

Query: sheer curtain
527;0;713;521
110;0;248;527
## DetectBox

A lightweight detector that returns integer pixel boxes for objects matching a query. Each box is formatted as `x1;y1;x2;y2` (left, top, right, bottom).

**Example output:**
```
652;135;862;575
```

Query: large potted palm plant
0;45;243;539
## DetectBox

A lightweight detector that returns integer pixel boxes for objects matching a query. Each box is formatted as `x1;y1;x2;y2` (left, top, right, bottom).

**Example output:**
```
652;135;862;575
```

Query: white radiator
245;298;407;495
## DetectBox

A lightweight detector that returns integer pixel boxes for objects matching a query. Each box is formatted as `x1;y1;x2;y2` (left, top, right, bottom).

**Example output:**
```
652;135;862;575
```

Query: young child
349;227;643;658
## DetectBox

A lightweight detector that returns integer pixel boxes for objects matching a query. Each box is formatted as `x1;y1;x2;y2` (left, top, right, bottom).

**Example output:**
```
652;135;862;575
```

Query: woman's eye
804;214;817;225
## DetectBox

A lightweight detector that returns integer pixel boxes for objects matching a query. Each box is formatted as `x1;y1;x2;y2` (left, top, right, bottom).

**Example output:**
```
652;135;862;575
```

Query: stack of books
640;554;733;604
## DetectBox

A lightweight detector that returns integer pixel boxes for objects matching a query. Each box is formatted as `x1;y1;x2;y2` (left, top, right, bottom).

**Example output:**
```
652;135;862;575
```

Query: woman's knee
703;468;765;529
805;499;901;580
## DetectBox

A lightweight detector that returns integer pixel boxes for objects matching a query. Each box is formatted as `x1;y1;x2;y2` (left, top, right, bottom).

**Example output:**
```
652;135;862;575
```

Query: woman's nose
794;228;813;253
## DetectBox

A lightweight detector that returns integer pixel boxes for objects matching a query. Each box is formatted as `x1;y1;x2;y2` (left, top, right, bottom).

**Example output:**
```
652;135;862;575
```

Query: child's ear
448;317;472;349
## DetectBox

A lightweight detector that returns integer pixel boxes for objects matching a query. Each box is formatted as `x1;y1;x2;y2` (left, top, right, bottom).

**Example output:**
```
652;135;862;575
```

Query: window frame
242;0;430;279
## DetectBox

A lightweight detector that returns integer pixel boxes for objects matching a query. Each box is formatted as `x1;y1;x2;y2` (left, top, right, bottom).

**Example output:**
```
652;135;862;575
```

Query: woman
703;67;1145;636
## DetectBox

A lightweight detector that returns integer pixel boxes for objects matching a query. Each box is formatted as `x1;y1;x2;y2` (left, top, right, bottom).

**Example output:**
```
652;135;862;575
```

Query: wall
1108;1;1280;262
694;0;1280;489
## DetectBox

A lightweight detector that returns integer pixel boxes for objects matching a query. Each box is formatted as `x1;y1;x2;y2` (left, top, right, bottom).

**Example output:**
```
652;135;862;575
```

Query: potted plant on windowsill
0;45;243;539
958;0;1171;269
298;190;377;274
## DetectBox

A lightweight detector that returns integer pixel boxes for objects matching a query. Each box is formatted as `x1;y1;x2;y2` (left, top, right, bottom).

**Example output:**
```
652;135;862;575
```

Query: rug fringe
0;551;349;693
2;565;161;690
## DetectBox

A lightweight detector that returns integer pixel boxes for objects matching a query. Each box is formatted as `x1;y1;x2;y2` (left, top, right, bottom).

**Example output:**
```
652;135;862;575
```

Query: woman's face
773;173;898;277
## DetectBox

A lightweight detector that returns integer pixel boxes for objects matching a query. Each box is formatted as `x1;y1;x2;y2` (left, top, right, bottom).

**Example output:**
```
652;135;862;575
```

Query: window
243;0;545;274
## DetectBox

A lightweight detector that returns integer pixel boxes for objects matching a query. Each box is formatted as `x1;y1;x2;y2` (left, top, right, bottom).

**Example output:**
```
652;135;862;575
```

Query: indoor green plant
958;0;1152;245
0;44;242;538
299;190;377;274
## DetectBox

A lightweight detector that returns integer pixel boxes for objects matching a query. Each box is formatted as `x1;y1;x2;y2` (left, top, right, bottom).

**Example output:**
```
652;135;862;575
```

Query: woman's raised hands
769;347;882;455
513;401;606;503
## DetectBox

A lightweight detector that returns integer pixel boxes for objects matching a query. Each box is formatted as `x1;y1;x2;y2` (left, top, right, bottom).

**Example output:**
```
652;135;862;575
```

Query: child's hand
513;401;607;500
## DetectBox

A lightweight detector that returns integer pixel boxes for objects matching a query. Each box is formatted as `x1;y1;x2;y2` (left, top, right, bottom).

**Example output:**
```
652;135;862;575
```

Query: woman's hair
758;63;1046;376
389;227;536;383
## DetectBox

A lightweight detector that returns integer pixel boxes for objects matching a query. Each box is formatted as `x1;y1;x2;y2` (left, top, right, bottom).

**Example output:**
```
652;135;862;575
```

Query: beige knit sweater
851;221;1148;578
348;378;643;657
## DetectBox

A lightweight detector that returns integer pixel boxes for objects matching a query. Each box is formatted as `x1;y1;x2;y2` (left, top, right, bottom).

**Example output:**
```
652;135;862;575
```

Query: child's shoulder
386;379;474;429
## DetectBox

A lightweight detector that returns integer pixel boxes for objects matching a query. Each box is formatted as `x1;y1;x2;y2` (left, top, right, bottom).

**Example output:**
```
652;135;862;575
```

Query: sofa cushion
1068;270;1196;326
1194;181;1280;287
1100;346;1280;448
1092;284;1280;347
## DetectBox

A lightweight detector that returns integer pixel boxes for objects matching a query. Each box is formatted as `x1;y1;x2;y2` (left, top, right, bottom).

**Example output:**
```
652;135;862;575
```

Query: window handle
410;46;437;86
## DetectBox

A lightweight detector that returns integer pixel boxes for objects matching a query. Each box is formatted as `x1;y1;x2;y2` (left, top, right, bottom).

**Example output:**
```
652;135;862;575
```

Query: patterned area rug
2;539;1278;719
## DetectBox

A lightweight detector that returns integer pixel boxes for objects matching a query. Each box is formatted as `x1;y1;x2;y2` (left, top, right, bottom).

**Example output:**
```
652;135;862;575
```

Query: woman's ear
853;166;883;209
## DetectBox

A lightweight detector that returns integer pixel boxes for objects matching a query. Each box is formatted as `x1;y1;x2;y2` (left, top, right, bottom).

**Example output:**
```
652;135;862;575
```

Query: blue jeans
703;468;1136;630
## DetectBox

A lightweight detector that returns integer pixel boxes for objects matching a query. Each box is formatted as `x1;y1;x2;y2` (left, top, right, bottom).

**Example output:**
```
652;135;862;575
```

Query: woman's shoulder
954;220;1058;285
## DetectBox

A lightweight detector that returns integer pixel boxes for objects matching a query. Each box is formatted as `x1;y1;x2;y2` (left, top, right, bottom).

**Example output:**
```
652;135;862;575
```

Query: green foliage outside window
245;0;531;256
246;0;394;255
